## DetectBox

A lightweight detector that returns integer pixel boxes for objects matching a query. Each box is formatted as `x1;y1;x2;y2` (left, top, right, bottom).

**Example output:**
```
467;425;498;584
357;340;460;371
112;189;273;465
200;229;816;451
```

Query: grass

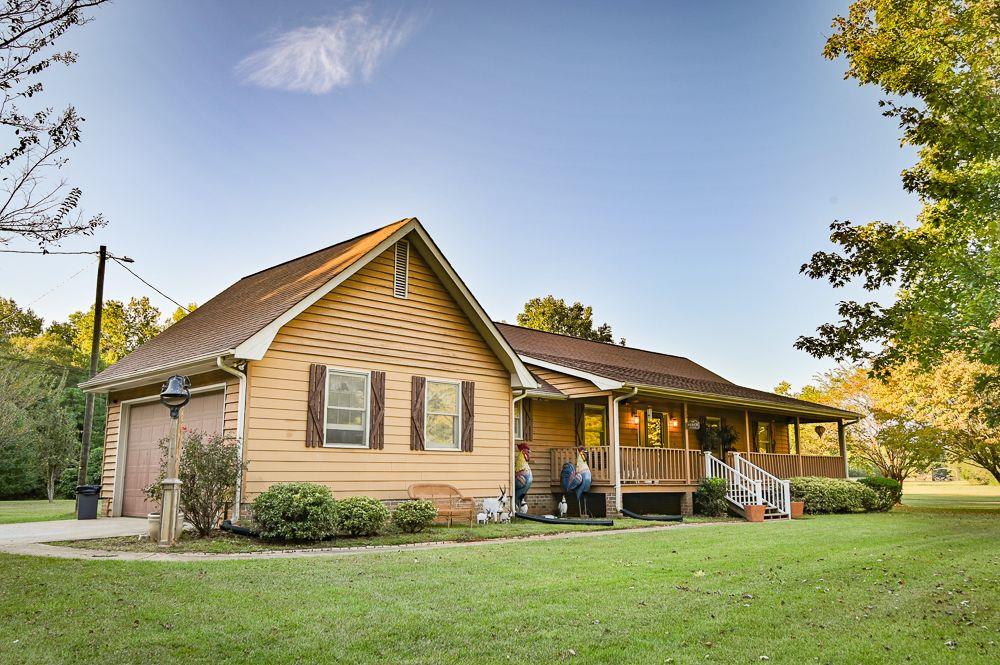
903;480;1000;512
1;486;998;663
51;516;729;554
0;499;75;525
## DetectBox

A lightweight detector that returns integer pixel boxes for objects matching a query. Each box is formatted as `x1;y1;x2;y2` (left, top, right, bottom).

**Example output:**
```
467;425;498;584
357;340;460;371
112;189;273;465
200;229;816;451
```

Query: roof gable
82;219;535;391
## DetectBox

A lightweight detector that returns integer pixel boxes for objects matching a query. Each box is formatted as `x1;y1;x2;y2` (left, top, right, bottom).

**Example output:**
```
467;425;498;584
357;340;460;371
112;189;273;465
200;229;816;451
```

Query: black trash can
75;484;100;520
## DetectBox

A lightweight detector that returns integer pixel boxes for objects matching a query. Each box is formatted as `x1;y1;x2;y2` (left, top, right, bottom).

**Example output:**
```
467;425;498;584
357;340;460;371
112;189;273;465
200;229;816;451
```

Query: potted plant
718;423;739;455
697;426;722;453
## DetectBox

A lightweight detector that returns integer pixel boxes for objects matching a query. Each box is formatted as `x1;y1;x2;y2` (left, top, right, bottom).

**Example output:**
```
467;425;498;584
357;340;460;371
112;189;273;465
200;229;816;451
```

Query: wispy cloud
236;5;420;94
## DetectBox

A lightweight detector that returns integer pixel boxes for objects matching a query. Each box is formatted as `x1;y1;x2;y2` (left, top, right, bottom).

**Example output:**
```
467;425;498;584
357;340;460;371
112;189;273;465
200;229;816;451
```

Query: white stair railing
730;453;791;519
704;452;762;510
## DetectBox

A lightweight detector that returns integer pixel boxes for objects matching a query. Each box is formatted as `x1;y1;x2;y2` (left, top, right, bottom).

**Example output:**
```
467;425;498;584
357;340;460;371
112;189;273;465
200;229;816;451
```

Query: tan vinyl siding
242;242;512;502
521;399;576;495
99;369;238;513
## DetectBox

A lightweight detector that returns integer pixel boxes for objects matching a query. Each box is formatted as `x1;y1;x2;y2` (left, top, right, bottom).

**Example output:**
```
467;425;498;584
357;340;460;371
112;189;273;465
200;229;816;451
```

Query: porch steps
705;452;792;522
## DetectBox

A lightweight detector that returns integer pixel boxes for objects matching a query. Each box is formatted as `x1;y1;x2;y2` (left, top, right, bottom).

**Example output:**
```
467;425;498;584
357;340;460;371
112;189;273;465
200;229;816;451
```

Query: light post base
158;478;182;547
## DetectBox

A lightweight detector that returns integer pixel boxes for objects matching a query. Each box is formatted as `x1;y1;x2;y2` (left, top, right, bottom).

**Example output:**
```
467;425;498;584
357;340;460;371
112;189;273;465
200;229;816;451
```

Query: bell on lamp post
157;375;190;547
160;375;191;418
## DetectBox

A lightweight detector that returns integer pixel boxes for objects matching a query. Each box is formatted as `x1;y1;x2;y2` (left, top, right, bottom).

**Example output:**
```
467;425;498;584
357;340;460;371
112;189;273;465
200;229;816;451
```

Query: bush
335;496;390;536
252;482;338;541
693;477;728;516
392;500;437;533
857;476;902;511
790;476;877;514
176;431;244;537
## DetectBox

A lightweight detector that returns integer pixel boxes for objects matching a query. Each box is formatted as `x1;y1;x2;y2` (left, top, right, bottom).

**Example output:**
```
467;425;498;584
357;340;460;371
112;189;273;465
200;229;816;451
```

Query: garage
120;391;225;517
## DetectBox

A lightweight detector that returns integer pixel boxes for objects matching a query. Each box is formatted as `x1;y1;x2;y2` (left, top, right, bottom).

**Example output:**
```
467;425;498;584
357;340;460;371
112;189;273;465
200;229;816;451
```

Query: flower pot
744;505;766;523
147;513;161;540
790;501;805;519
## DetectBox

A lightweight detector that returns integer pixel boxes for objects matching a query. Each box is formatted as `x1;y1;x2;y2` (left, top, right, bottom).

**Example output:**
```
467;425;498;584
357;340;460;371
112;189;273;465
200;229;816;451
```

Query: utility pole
77;245;106;491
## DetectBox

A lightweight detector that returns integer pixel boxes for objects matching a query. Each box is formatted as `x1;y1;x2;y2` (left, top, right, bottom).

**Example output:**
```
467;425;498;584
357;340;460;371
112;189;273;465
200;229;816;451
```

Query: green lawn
1;488;998;664
0;499;74;525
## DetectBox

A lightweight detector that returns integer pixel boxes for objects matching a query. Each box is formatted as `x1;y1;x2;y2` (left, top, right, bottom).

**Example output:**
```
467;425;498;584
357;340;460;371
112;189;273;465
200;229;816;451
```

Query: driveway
0;517;146;547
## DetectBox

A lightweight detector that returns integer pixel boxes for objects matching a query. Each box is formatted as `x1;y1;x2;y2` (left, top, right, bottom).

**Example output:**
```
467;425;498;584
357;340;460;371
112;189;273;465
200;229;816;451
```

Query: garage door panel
121;391;224;517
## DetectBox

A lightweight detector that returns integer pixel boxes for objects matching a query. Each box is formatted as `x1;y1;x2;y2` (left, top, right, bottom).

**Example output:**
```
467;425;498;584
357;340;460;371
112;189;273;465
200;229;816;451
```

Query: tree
0;297;42;338
516;295;621;344
779;366;942;482
796;2;1000;384
896;354;1000;484
68;296;163;365
32;374;77;501
166;302;197;327
0;1;110;246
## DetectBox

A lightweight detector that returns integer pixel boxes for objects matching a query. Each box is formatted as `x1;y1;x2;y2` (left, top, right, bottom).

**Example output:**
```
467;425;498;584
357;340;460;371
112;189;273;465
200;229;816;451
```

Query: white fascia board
519;356;624;391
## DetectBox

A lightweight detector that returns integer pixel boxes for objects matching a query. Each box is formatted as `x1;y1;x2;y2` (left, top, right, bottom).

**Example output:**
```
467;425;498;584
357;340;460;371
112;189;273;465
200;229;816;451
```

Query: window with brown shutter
369;370;386;450
306;364;327;447
461;381;474;452
410;376;426;450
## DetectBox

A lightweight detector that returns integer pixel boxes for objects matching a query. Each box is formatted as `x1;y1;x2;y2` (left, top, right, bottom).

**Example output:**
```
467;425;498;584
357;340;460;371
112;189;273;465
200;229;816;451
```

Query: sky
0;0;919;393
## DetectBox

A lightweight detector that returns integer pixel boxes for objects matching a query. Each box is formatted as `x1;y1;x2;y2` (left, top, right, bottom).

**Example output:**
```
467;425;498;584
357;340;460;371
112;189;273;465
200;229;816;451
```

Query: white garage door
120;391;225;517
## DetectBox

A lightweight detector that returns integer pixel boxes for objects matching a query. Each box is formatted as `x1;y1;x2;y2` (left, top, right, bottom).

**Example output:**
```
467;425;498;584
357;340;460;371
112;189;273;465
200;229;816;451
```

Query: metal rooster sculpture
560;447;593;517
514;442;532;510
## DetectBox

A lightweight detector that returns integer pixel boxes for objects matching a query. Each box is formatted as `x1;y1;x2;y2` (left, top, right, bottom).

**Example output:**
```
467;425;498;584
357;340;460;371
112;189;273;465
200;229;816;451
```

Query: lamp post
158;375;190;547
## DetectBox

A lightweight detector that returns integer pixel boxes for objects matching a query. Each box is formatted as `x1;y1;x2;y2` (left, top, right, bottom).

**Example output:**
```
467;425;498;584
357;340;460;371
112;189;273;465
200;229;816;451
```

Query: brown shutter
574;403;584;447
410;376;425;451
461;381;475;452
306;364;327;447
751;420;758;453
522;398;533;441
369;371;386;450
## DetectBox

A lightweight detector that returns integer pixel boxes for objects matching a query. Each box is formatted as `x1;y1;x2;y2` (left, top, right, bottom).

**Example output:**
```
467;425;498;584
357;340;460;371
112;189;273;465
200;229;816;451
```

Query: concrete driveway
0;517;146;546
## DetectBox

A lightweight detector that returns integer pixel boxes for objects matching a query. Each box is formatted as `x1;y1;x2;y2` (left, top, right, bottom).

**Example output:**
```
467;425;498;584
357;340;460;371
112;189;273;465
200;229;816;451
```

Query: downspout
511;389;528;511
217;356;247;521
612;387;638;514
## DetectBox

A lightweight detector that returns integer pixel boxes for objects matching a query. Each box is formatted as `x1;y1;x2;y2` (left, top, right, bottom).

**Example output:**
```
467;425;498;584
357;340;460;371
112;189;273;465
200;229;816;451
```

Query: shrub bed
335;496;390;536
694;477;728;516
392;500;437;533
857;476;902;511
252;482;338;541
789;476;877;514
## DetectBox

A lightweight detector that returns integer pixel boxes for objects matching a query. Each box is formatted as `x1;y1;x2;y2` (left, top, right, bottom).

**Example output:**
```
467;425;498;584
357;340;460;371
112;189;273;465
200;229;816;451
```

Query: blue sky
1;1;918;392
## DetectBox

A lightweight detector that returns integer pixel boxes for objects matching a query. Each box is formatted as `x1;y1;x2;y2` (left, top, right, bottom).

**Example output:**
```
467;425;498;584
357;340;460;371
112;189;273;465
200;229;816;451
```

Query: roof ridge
240;217;414;280
494;321;696;363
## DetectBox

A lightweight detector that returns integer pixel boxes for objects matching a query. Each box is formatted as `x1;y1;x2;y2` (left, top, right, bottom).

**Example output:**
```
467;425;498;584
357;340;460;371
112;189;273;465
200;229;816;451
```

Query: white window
425;379;461;449
324;368;369;447
514;401;523;441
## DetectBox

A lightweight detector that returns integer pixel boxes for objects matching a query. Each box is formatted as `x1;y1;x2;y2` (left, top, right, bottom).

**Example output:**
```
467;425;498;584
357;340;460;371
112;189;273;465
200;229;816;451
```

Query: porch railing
741;452;846;479
550;446;613;485
704;452;762;510
729;453;790;518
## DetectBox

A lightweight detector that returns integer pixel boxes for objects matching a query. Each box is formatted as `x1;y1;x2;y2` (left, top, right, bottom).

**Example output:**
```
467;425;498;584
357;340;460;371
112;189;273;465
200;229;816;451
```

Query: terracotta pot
790;501;805;519
744;504;766;523
147;513;161;540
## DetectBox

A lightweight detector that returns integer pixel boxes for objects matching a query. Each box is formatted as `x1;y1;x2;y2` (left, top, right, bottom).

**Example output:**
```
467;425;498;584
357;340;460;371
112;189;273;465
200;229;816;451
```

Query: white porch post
838;418;848;478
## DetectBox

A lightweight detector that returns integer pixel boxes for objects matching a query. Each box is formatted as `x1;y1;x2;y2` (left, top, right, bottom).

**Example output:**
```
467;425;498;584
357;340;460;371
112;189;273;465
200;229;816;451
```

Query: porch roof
496;323;859;420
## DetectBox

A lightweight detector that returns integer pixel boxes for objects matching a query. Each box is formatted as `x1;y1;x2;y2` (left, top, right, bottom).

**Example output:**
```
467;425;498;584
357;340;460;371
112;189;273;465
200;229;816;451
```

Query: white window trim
322;366;371;449
423;377;462;451
513;400;523;441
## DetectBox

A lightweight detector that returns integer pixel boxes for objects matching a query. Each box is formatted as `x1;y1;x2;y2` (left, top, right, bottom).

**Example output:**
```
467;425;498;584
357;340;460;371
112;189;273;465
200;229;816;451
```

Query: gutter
216;356;248;521
612;387;638;514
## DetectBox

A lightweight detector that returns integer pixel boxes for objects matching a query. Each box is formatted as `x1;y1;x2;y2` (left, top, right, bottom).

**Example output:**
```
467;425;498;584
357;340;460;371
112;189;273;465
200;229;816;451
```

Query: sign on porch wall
686;419;700;430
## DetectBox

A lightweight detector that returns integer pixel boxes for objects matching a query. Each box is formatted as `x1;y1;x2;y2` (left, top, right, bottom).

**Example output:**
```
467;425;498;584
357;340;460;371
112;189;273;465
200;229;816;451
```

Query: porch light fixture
160;375;191;418
669;417;679;428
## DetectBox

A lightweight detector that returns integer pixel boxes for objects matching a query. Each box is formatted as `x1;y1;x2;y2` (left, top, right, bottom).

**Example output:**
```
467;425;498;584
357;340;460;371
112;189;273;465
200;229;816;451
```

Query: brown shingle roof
497;323;856;417
82;218;412;387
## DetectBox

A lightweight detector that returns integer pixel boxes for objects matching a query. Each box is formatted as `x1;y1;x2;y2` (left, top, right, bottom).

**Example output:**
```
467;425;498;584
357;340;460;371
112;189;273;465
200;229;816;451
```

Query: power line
0;257;97;326
111;257;190;313
0;249;101;255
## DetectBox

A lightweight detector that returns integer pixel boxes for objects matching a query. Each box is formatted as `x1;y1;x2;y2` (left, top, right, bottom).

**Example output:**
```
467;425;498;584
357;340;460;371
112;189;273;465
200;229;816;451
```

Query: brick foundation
680;492;693;516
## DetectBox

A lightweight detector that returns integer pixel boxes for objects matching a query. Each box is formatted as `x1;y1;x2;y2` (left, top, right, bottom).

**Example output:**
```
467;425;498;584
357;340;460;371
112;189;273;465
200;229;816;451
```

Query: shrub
176;431;244;537
790;476;876;514
693;477;728;516
252;482;338;541
857;476;902;511
392;500;437;533
335;495;390;536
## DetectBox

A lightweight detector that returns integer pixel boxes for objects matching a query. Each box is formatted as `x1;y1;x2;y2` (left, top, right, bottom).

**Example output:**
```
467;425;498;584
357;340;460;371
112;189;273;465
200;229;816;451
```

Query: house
81;218;857;521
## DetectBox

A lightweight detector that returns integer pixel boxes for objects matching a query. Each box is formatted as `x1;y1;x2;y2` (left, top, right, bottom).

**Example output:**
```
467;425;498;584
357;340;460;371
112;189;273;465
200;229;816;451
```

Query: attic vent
393;240;409;298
